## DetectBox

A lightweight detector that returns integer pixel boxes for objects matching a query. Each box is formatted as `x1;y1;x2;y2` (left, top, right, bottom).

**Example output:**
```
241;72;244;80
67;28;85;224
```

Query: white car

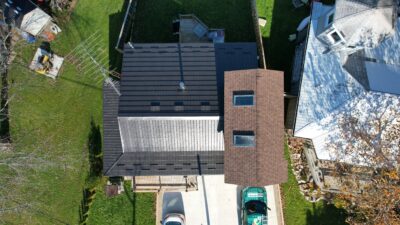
162;213;185;225
162;192;185;225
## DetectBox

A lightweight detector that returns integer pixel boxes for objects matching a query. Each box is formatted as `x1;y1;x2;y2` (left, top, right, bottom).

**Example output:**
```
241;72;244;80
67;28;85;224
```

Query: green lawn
132;0;255;43
2;0;155;224
282;143;348;225
88;182;156;225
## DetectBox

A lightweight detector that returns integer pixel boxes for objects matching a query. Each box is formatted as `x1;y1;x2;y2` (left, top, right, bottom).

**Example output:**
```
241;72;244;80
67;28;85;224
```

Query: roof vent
179;81;186;91
201;102;211;111
174;101;184;111
150;102;160;111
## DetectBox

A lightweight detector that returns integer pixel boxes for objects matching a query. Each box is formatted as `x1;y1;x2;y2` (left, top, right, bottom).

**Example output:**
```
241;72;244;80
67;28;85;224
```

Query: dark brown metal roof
103;42;258;176
103;82;225;176
223;69;287;186
118;42;258;117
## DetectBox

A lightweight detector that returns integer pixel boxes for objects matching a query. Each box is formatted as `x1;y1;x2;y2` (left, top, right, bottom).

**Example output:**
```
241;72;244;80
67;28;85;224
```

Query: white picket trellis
65;31;120;95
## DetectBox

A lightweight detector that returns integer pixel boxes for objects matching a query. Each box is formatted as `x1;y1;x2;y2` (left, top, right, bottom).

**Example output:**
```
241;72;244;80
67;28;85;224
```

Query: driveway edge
156;189;164;225
274;184;285;225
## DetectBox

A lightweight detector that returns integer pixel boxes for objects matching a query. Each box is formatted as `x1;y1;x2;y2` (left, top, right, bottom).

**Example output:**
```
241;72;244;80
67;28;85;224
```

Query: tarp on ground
20;8;51;36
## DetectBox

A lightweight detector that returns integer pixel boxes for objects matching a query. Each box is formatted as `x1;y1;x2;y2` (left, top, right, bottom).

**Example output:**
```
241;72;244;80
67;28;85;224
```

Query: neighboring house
0;0;61;39
103;42;287;187
292;0;400;191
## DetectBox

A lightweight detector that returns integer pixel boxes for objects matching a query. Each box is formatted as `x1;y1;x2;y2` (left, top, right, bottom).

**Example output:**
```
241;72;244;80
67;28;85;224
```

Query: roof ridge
104;153;124;176
335;5;390;22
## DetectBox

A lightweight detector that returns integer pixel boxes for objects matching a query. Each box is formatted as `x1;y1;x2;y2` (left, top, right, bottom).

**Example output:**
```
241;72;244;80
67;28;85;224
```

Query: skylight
233;131;255;147
233;91;254;106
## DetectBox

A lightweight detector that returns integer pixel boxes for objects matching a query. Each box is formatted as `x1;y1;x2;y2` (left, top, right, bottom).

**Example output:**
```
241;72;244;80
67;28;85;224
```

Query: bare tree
50;0;72;11
0;145;51;222
325;94;400;224
0;134;77;224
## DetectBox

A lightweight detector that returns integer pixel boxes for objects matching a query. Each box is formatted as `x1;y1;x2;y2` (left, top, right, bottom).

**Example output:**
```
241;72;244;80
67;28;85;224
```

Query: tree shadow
0;29;11;142
306;202;348;225
88;118;102;178
76;119;102;224
108;2;127;73
0;72;10;141
78;188;96;225
122;182;136;225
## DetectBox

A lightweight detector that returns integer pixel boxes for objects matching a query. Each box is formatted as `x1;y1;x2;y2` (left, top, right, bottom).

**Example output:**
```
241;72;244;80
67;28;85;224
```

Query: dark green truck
241;187;268;225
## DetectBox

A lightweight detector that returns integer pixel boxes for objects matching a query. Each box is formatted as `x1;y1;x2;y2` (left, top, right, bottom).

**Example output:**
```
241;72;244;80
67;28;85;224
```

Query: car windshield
165;222;182;225
245;200;267;215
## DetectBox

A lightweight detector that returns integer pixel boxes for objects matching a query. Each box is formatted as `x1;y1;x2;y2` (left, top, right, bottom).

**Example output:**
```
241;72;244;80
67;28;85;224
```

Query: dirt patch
50;0;79;22
68;0;79;13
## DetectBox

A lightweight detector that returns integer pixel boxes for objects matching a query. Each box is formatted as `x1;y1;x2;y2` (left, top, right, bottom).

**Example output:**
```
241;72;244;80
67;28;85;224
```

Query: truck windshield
166;222;182;225
245;200;267;215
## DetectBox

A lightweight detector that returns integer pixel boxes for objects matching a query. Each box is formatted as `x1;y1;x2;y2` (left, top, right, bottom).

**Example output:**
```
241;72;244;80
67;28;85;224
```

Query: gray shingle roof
335;0;394;21
103;82;124;174
343;50;370;90
105;151;224;176
332;0;396;46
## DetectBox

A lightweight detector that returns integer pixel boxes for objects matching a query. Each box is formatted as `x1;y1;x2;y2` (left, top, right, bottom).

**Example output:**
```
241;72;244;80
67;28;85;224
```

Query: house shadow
108;2;127;74
262;1;309;92
122;182;137;225
88;118;102;178
236;186;243;225
306;202;348;225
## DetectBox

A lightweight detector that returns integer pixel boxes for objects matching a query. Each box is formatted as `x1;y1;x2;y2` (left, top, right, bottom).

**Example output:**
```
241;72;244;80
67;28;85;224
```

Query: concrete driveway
158;175;282;225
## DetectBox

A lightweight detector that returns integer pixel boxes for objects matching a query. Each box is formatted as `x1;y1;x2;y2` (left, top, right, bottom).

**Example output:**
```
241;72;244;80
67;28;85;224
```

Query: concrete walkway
157;175;283;225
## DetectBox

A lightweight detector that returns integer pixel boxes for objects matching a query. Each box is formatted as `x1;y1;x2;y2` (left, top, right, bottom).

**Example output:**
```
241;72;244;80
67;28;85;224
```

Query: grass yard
88;181;156;225
257;0;309;89
282;143;348;225
3;0;154;224
132;0;255;43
